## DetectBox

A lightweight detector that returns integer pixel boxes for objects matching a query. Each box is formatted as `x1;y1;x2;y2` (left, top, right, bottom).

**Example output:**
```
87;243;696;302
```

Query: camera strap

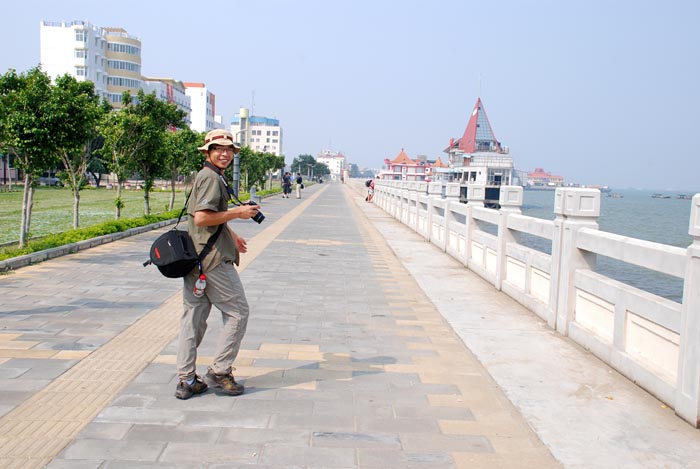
203;161;248;206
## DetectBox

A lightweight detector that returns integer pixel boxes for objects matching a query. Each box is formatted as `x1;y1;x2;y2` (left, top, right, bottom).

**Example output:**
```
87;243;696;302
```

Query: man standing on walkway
175;129;261;400
295;172;303;199
282;171;292;198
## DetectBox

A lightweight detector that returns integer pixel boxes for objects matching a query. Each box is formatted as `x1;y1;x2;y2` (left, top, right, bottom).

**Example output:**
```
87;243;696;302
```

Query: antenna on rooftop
251;90;255;115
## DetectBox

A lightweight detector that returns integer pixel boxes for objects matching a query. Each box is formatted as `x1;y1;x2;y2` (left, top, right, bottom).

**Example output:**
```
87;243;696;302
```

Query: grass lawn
0;187;184;245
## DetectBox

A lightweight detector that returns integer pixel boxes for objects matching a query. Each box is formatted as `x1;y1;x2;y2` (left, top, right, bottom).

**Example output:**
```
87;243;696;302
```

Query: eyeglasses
210;146;234;154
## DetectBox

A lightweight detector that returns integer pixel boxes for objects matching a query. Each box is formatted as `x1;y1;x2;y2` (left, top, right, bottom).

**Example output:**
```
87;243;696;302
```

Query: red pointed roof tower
455;98;502;153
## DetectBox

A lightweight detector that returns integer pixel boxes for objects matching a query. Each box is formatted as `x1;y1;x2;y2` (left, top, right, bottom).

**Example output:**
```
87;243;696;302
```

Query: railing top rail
577;227;686;278
507;213;555;240
471;206;499;224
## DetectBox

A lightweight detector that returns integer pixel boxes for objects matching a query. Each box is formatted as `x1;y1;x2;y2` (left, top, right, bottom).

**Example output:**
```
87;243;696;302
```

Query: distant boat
607;193;623;198
652;193;671;199
677;194;692;200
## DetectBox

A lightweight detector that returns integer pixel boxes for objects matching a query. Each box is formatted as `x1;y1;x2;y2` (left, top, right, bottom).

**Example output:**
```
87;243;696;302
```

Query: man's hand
194;203;260;226
234;234;248;254
235;203;260;220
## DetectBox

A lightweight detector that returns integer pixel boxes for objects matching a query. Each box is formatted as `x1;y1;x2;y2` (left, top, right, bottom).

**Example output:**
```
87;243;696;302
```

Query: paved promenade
0;181;698;468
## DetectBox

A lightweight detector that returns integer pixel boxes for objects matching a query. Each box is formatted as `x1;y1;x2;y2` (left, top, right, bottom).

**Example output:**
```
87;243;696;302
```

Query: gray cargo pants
177;260;250;381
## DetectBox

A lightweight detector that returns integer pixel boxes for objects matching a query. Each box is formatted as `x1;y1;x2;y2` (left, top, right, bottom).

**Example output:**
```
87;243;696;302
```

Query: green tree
86;139;108;189
100;90;186;218
291;154;316;178
99;99;142;219
314;161;330;177
349;163;360;177
124;90;187;215
50;75;110;228
0;67;60;247
161;127;202;210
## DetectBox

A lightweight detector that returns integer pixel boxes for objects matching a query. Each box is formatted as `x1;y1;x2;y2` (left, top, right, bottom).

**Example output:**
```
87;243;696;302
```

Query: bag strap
197;224;223;264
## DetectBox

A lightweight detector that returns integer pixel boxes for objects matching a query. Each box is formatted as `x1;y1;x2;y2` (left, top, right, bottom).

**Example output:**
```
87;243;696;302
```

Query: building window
74;49;86;58
75;30;86;42
75;66;87;76
106;60;141;74
107;42;141;56
272;131;279;136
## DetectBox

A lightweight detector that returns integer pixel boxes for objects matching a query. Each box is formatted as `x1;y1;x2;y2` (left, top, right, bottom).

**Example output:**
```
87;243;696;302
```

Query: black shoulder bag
143;186;223;279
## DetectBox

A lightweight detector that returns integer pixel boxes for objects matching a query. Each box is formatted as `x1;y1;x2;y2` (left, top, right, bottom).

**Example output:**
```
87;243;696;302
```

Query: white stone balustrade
358;178;700;428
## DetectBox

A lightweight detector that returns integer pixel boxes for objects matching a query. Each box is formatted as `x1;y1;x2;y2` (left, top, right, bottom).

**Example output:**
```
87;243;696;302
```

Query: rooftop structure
527;167;564;187
380;149;430;181
231;107;282;156
437;97;514;186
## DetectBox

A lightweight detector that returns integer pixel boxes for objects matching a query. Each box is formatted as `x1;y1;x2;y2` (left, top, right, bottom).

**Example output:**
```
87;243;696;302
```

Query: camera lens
252;211;265;224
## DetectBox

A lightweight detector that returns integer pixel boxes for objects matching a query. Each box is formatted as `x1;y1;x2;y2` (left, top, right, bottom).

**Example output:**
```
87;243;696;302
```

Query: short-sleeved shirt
187;166;239;272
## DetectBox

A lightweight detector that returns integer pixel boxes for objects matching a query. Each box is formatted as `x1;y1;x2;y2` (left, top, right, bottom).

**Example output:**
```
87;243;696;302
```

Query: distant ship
677;194;692;200
652;193;671;199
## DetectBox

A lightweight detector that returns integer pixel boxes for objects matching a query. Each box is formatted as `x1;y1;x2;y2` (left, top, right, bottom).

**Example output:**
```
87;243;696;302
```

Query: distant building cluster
527;168;564;187
378;98;566;190
38;20;282;156
316;150;346;180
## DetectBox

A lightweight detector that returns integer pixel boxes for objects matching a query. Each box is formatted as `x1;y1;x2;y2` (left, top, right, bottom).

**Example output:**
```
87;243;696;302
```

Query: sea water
521;189;697;303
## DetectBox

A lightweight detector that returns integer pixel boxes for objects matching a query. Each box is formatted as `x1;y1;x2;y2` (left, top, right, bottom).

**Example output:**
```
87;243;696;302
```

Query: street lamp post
233;129;247;197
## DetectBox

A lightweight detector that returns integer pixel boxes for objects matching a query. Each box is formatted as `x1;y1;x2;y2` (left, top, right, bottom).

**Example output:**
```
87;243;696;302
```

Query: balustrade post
675;194;700;427
445;182;462;257
467;184;486;207
466;184;486;265
397;181;406;223
390;181;399;218
547;189;566;329
374;179;384;208
495;186;523;290
407;181;418;231
445;182;461;202
415;181;428;235
554;188;600;335
426;182;442;242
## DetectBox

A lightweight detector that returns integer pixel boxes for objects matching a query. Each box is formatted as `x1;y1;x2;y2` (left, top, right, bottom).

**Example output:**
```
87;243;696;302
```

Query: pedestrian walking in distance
295;172;303;199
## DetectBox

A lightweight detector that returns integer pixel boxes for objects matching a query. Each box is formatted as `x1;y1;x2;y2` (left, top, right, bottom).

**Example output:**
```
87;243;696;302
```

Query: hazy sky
2;0;698;191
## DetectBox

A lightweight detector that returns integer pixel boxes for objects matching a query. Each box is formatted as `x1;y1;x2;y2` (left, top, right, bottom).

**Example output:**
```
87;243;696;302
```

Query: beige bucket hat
198;129;242;153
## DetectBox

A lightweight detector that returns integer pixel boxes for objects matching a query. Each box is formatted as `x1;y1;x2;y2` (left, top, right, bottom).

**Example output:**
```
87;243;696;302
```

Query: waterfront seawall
364;178;700;428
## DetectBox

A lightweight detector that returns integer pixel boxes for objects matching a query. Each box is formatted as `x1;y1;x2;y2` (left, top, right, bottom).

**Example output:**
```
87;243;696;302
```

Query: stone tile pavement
0;182;559;468
2;180;696;468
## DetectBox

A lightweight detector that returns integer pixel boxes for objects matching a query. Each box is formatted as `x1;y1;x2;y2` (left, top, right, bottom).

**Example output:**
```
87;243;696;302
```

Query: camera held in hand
247;201;265;224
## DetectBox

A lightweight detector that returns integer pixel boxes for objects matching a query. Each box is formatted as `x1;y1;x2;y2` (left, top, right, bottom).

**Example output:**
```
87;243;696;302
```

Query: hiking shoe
203;368;245;396
174;375;208;400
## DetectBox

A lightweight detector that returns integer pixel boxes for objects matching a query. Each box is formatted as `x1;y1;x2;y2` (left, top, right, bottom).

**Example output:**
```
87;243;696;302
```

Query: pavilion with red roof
381;148;430;181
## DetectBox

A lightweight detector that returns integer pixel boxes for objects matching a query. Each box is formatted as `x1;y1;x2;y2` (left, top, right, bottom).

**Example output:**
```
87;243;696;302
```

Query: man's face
206;145;235;170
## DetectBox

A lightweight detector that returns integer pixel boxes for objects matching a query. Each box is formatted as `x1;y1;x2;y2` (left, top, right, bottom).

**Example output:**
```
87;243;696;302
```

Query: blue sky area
2;0;698;191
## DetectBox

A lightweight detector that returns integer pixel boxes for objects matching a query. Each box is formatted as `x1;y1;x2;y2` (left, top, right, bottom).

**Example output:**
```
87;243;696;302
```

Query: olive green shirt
187;166;239;272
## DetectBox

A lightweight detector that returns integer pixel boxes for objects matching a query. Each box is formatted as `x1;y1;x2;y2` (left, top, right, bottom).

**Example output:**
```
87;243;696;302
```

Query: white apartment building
231;107;283;155
142;77;192;125
317;149;346;180
184;82;219;133
40;20;142;108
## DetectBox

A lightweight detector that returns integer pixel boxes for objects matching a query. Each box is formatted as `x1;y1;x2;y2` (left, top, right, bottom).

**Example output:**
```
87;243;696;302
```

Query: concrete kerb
0;219;178;273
